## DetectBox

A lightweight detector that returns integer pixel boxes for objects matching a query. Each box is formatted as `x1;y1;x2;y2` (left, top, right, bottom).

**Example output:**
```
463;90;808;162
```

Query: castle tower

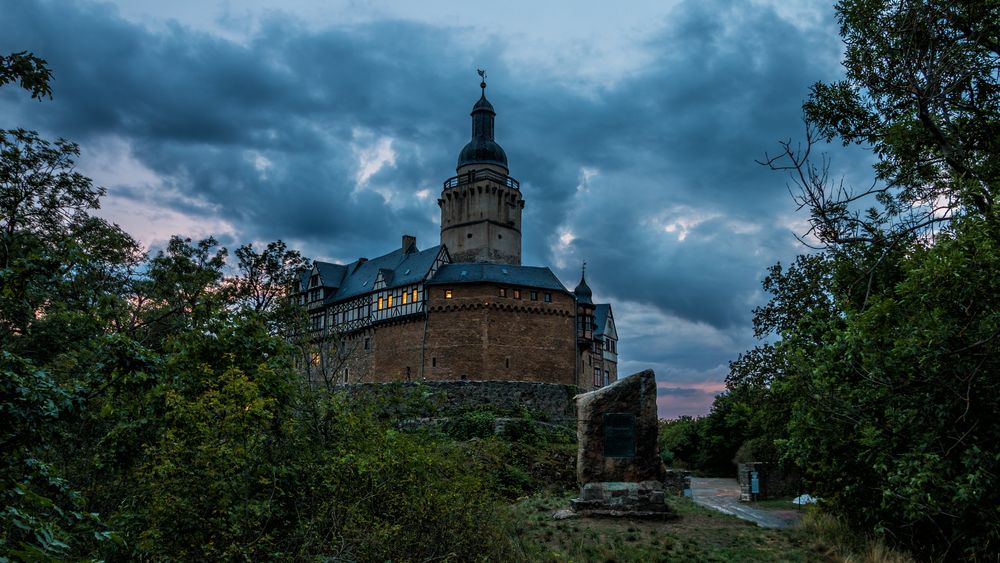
439;76;525;265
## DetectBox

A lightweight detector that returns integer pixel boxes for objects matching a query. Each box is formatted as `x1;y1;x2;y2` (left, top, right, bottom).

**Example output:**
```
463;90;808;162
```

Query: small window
364;338;371;351
344;367;349;383
412;288;418;302
594;367;602;387
530;291;538;301
432;357;436;367
402;291;409;304
604;370;610;386
445;289;453;299
377;296;384;310
543;292;552;302
513;289;521;299
499;288;507;297
388;294;394;307
505;357;510;368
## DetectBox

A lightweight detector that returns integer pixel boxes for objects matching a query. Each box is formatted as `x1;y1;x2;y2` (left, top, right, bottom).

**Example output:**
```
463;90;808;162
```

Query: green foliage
444;409;497;440
0;52;52;100
730;1;1000;557
658;392;760;476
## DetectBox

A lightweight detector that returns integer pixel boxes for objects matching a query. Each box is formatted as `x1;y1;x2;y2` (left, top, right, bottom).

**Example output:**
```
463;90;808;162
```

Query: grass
747;495;806;510
510;492;840;562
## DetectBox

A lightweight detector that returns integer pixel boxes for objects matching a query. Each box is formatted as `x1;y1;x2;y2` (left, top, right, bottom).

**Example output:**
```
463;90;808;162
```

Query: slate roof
428;263;569;292
594;304;612;337
307;244;444;305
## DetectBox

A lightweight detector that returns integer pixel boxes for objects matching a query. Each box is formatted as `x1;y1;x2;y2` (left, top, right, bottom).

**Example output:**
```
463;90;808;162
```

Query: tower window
364;338;371;351
445;289;453;299
505;357;510;368
432;357;436;367
498;234;503;239
467;233;473;238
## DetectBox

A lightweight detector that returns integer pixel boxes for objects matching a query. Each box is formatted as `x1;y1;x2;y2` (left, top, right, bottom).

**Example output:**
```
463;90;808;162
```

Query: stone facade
440;164;524;265
329;379;580;423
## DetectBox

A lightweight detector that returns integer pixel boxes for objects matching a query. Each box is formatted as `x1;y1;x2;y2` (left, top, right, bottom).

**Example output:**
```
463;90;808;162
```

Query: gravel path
689;477;803;529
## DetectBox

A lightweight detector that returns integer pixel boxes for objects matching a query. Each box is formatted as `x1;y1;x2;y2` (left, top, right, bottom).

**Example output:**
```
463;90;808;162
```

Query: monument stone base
569;481;675;519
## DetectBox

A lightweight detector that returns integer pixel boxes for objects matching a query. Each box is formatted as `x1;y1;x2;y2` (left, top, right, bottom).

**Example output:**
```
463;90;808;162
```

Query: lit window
388;294;393;307
544;293;552;302
499;288;507;297
513;289;521;299
377;296;384;310
530;291;538;301
445;289;453;299
402;292;409;305
312;352;321;366
412;288;418;302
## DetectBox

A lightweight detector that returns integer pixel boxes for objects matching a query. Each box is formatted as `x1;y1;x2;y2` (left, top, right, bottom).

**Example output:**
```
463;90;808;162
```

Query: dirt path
690;477;804;529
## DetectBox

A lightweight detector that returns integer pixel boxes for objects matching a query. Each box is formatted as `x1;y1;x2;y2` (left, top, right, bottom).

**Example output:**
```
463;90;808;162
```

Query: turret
439;73;524;265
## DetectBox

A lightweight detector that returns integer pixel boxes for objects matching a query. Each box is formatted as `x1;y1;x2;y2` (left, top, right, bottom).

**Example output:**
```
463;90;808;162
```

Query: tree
0;52;52;100
732;0;1000;557
762;0;998;248
231;241;308;315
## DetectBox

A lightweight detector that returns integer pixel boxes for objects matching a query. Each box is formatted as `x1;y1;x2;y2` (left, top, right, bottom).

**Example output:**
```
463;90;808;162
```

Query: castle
299;78;618;390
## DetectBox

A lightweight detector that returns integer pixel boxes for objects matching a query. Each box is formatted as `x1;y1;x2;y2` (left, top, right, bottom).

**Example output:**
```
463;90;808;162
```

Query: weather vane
477;68;487;91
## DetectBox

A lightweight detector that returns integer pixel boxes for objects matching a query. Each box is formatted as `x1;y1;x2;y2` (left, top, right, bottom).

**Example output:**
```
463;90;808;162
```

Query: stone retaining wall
330;380;581;425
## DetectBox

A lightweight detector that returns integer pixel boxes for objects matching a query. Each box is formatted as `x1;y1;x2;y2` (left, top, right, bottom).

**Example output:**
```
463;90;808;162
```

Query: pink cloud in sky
656;381;726;420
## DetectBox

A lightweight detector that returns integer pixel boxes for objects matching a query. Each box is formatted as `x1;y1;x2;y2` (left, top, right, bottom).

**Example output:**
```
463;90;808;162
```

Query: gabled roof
594;303;613;337
428;263;569;292
323;244;445;304
315;262;347;288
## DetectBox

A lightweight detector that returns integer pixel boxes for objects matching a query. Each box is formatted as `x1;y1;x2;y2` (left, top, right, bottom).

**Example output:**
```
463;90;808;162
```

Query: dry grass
802;510;915;563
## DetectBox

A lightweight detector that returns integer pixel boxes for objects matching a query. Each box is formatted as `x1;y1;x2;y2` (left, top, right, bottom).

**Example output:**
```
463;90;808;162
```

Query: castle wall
422;283;576;383
331;380;579;425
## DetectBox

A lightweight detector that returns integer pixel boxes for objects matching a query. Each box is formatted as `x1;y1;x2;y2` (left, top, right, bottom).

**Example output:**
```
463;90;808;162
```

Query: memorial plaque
603;413;636;458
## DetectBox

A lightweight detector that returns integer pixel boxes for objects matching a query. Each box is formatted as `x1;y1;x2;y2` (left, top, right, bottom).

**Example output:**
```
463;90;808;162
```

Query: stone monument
568;369;673;518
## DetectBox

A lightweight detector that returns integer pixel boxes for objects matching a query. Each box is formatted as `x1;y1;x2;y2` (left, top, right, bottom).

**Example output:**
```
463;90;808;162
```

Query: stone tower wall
439;165;524;265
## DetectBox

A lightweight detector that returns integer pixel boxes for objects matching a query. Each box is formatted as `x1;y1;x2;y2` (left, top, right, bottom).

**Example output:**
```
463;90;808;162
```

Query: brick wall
330;282;578;385
423;283;576;383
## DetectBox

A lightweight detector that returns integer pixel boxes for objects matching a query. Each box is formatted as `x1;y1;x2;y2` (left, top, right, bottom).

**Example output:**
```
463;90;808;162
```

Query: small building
298;77;618;390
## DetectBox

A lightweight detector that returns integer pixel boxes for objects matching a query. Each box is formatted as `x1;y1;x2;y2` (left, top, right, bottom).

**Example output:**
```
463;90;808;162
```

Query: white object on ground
792;494;818;505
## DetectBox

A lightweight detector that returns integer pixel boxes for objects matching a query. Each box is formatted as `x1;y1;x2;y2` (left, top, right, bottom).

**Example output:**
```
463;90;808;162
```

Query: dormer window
310;274;319;288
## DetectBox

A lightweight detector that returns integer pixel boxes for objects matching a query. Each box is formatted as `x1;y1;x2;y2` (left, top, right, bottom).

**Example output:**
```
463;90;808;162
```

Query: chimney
353;257;368;273
402;234;416;253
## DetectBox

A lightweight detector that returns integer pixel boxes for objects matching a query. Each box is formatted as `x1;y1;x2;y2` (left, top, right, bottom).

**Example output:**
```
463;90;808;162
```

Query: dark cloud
0;0;870;417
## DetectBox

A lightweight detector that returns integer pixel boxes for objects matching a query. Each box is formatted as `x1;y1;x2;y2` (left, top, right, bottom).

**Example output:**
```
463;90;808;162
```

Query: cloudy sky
1;0;873;418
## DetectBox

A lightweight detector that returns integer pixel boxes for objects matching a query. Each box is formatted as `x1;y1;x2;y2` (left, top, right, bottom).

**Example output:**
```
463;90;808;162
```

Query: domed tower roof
457;78;508;172
574;265;594;306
